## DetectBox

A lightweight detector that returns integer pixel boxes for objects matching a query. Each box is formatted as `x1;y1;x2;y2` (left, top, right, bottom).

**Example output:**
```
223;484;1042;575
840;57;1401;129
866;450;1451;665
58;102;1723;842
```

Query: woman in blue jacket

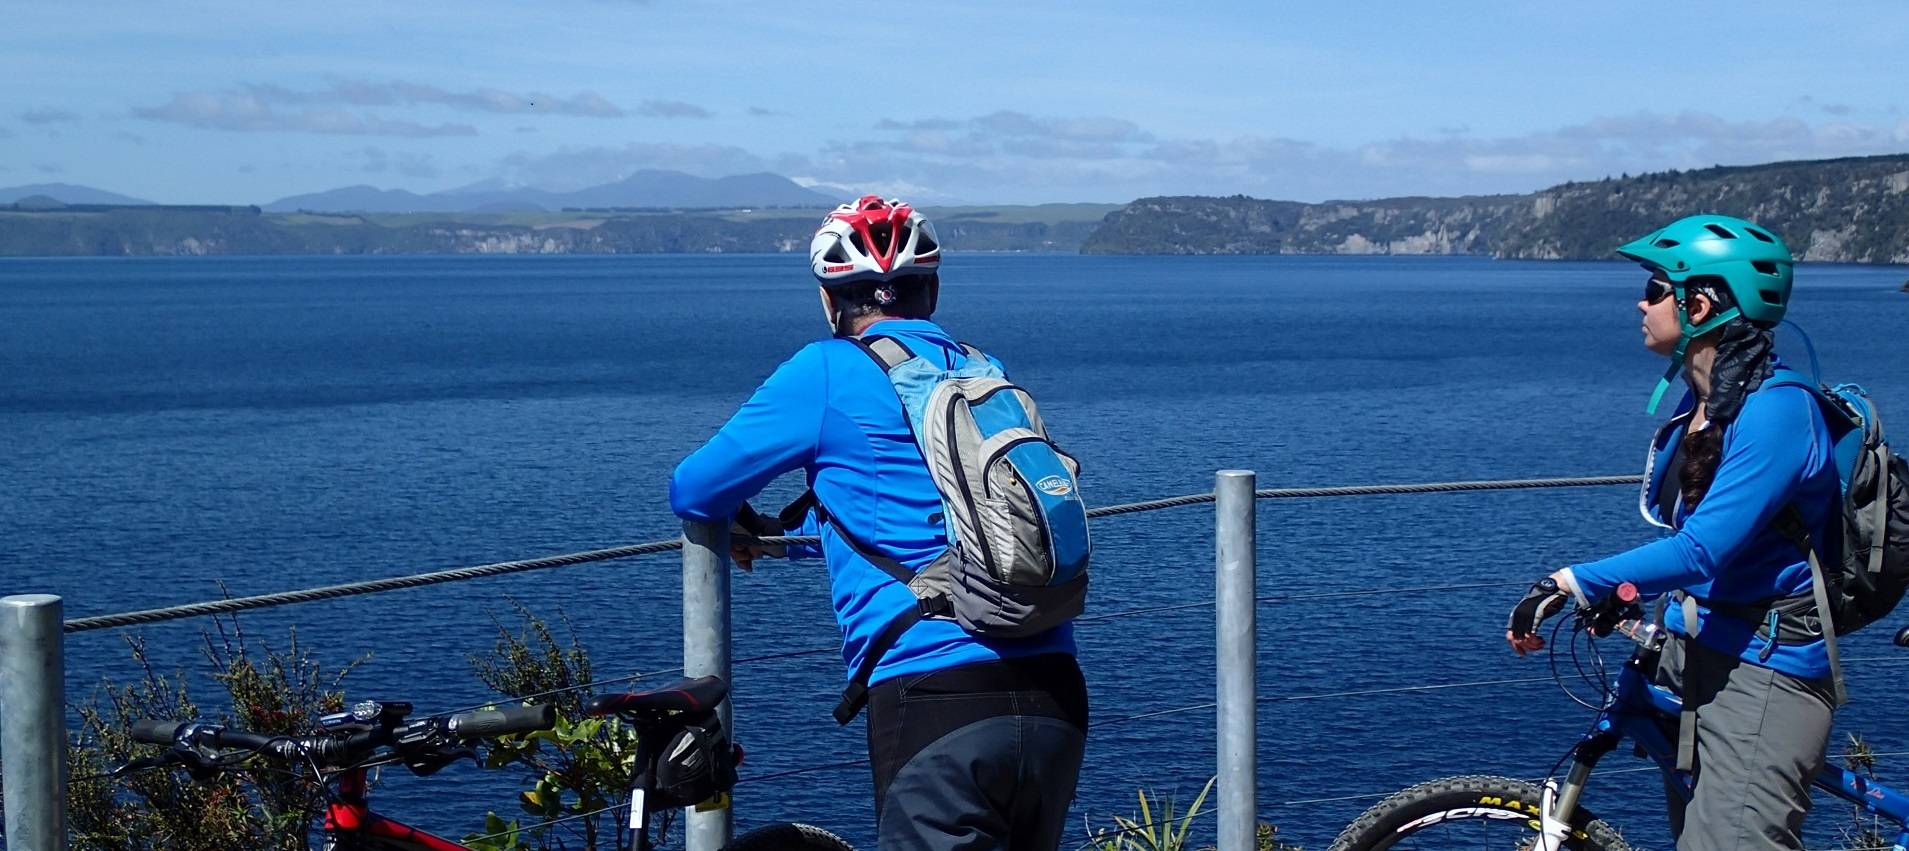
1505;215;1840;851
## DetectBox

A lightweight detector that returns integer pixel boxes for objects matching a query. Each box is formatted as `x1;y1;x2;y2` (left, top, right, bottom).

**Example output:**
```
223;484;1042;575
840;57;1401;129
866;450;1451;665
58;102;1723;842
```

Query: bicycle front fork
1536;731;1618;851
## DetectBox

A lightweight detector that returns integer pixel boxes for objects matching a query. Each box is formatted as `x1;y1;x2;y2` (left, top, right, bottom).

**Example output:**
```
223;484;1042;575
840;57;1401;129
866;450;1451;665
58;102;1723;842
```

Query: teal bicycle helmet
1615;215;1795;412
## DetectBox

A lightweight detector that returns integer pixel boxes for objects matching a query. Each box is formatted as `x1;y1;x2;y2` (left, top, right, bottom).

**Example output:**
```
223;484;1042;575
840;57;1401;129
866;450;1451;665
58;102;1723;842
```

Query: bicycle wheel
1327;775;1632;851
723;822;857;851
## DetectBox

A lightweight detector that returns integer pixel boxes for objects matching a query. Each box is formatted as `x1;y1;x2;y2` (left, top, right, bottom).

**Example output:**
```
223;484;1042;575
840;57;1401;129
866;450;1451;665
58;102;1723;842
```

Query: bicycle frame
1538;648;1909;851
321;767;472;851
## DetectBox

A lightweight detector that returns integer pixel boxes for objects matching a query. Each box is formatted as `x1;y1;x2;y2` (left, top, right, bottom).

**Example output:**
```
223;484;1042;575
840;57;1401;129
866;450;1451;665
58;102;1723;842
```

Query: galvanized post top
1216;469;1256;479
1;594;62;609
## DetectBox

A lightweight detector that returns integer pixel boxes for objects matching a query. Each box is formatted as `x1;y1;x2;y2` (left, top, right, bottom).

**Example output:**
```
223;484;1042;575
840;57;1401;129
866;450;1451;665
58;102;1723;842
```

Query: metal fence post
682;521;733;851
1215;472;1258;851
2;594;68;851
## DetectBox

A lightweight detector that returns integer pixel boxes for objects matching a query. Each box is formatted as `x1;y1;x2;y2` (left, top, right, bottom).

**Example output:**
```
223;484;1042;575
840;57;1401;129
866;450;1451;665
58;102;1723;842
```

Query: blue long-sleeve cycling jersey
1571;371;1839;679
669;318;1076;686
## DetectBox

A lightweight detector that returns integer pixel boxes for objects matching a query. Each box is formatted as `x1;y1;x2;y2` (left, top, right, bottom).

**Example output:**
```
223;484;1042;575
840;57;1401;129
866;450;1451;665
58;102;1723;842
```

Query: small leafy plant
464;602;642;851
1088;777;1217;851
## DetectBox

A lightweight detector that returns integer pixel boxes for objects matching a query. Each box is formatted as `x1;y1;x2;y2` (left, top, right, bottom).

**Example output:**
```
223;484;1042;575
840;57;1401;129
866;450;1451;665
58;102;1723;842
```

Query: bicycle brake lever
402;746;476;777
111;753;176;776
1584;582;1643;638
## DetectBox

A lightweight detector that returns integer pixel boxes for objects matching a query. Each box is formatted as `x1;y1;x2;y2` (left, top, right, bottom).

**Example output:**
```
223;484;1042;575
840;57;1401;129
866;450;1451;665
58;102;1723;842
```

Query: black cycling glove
1507;577;1572;643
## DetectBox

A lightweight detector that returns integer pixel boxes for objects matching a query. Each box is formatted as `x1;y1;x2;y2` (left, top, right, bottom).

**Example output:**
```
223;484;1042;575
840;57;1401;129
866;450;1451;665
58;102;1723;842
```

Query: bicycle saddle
586;675;729;717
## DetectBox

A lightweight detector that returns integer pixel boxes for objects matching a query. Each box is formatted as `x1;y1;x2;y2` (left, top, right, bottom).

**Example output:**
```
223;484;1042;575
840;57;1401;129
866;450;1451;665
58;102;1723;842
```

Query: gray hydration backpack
783;334;1091;723
1763;372;1909;703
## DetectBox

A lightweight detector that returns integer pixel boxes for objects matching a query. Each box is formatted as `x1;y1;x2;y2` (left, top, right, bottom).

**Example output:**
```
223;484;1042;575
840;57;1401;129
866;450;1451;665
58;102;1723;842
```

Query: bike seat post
622;719;662;851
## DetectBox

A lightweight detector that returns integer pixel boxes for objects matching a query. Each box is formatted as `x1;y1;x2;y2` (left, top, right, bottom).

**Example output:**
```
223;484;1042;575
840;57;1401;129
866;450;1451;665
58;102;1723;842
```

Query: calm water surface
4;253;1907;849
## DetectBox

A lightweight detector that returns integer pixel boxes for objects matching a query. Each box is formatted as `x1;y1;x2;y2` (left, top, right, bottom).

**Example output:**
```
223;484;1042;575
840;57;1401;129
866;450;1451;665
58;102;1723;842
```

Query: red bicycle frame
322;767;472;851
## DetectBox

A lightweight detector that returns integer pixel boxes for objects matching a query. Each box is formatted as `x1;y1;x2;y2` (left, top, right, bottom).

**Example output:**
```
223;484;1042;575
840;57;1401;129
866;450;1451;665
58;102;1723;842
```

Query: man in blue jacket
670;196;1087;851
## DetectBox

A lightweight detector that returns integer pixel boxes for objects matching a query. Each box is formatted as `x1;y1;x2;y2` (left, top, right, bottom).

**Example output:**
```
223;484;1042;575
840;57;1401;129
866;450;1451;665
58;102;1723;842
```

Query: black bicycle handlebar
130;702;554;770
1579;582;1643;637
130;719;184;745
446;703;554;738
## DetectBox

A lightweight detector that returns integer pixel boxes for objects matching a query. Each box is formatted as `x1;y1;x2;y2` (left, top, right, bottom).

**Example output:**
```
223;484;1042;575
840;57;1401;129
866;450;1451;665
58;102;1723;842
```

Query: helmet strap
1645;283;1743;414
819;288;845;337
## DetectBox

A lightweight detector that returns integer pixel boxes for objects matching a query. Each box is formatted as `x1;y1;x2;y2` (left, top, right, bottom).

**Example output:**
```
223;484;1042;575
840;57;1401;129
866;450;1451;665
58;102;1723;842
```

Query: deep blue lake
4;253;1907;850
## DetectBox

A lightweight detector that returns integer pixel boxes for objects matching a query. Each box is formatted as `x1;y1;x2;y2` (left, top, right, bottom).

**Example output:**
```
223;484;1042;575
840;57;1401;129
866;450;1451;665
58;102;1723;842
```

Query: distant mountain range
262;170;840;213
11;154;1909;262
0;183;153;206
2;171;842;213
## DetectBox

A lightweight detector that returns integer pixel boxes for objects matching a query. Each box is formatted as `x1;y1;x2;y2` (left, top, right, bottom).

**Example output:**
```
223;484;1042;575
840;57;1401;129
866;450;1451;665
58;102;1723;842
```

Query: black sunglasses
1644;277;1676;304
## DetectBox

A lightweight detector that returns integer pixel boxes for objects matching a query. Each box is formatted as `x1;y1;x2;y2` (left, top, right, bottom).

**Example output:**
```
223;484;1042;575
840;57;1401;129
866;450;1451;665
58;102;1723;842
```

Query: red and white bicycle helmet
809;195;940;285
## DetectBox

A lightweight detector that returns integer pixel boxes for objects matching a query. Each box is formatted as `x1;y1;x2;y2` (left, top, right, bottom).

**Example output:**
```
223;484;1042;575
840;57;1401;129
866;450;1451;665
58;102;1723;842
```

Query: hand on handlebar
1505;573;1574;656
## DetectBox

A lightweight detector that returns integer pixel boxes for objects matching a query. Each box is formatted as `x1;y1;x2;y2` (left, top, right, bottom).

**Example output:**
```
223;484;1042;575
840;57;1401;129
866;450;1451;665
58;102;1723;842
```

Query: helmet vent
1759;289;1784;305
867;223;894;255
1653;238;1680;249
915;231;938;254
1751;260;1780;276
823;243;849;264
1703;224;1737;239
1746;228;1776;243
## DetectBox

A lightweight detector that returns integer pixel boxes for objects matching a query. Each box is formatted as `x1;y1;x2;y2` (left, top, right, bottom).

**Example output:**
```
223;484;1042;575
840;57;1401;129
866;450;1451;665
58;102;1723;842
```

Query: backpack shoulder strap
832;557;956;724
847;334;914;373
834;607;920;724
1762;368;1817;392
1771;504;1849;705
1766;369;1868;434
776;491;922;588
1803;528;1849;706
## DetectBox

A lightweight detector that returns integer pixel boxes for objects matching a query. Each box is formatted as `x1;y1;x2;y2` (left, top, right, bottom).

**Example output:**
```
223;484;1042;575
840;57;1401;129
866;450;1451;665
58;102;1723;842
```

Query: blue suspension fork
1552;651;1683;828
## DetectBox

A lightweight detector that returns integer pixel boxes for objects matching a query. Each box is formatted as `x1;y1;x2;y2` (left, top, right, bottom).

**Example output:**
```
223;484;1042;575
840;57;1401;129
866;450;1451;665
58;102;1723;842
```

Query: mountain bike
583;674;855;851
1326;583;1909;851
128;699;558;850
125;675;852;851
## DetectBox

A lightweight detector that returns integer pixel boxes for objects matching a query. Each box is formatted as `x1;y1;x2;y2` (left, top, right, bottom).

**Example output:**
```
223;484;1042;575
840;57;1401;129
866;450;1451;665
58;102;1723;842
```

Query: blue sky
5;0;1907;205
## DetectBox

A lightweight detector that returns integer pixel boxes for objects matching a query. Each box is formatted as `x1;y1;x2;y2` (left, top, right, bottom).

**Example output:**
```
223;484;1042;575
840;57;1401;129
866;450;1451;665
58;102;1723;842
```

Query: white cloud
637;99;712;119
456;107;1909;205
795;108;1909;203
20;108;80;125
496;142;767;191
359;146;439;178
240;81;625;117
134;92;476;137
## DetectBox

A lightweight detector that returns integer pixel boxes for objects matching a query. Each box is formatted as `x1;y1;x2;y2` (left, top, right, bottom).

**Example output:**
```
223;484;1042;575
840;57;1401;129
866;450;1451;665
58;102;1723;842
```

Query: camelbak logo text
1036;475;1072;496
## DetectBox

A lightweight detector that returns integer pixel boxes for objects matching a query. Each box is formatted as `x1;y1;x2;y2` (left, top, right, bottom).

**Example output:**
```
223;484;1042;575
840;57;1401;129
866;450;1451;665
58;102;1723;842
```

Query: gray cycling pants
1655;638;1835;851
866;654;1088;851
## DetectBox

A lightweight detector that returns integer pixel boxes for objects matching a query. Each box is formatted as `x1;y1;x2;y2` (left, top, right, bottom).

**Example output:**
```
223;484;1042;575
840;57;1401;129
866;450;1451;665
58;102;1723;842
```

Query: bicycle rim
1327;775;1631;851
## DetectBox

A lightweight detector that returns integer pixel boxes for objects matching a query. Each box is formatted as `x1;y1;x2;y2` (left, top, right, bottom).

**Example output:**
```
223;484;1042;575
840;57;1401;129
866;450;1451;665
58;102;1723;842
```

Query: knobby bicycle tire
1327;775;1633;851
723;821;857;851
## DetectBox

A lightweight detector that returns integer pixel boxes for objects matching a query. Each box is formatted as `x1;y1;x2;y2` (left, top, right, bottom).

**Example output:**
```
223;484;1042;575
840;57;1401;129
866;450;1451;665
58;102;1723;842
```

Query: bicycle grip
131;720;184;745
448;704;555;738
1894;625;1908;649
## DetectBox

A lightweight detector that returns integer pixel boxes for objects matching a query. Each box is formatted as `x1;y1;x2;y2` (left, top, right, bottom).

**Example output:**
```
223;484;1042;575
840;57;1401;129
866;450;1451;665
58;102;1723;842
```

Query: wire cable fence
39;470;1909;850
60;474;1641;634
